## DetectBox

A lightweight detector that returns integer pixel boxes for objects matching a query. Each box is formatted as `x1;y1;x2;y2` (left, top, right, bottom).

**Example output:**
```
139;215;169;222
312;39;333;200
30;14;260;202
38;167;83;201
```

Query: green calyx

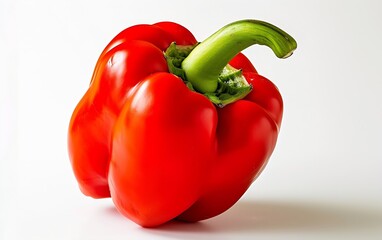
164;43;196;83
205;65;252;107
165;43;251;107
165;19;297;107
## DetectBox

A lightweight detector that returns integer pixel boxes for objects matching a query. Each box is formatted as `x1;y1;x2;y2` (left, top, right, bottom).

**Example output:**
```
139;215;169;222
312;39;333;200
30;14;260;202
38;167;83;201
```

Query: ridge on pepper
68;19;297;227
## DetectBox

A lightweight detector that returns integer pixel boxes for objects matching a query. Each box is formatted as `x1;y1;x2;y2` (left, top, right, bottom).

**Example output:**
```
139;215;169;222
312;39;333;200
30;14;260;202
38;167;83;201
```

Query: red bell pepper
68;20;297;227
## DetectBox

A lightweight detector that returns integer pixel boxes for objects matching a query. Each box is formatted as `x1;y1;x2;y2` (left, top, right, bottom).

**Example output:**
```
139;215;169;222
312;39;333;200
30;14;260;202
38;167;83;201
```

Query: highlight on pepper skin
68;19;297;227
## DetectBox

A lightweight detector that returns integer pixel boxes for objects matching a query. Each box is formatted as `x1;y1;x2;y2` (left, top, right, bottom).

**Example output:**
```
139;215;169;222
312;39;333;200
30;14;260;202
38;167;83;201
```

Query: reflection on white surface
147;200;382;239
3;197;382;240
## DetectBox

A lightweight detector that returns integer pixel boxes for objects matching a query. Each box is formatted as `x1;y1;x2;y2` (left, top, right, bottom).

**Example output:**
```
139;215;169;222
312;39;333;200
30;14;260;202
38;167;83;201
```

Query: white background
1;0;382;239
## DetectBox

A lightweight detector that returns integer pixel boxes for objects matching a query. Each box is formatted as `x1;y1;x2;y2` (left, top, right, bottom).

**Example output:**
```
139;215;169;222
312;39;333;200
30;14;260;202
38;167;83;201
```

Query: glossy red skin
177;73;282;222
229;52;258;74
68;22;283;226
109;73;217;226
68;22;196;198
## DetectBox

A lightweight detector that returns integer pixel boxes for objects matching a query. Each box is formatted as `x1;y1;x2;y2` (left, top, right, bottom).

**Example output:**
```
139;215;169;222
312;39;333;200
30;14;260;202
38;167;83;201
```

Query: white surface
1;0;382;239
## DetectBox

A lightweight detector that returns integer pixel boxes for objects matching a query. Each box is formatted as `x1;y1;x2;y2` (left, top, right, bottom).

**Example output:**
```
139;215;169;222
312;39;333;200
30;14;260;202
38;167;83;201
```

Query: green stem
181;19;297;93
